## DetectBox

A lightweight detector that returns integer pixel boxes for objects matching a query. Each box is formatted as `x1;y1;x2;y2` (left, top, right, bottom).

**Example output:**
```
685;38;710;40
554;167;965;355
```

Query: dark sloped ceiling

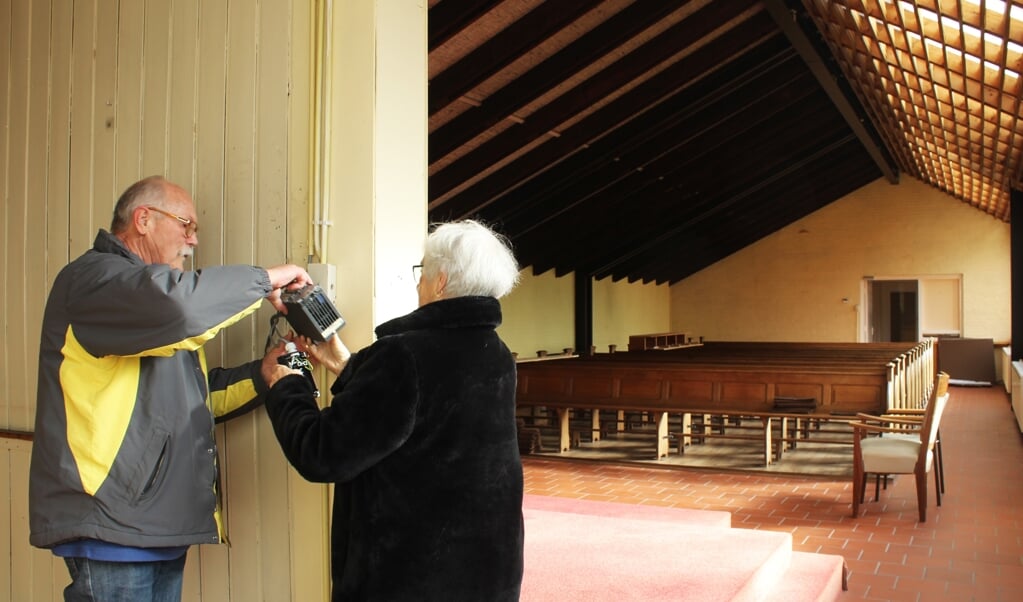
428;0;1022;285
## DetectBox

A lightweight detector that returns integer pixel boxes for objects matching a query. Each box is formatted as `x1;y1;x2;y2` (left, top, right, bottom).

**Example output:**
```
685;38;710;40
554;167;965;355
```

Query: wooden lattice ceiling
428;1;1023;284
803;0;1023;221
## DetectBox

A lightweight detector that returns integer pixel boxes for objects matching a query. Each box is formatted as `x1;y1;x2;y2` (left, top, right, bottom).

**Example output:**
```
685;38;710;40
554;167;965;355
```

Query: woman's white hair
423;220;520;299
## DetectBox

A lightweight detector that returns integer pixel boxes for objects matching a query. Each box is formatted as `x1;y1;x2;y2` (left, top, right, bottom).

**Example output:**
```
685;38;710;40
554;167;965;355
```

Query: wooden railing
0;429;32;441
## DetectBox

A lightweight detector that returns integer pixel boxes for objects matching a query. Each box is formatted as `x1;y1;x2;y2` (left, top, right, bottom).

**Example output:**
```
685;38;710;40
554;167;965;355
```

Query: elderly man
29;175;309;601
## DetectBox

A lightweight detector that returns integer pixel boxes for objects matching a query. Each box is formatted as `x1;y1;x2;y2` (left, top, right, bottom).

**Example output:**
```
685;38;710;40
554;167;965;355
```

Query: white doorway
860;275;962;342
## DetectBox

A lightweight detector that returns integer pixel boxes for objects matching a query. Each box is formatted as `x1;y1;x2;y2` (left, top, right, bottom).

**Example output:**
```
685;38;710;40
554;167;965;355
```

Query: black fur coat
265;296;524;601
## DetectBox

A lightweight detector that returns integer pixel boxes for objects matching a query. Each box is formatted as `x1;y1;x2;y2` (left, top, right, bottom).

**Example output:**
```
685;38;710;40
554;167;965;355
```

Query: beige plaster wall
499;270;672;357
670;176;1011;342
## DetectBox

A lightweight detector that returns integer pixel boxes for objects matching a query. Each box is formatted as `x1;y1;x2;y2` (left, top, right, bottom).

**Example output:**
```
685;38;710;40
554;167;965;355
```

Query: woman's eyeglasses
412;264;423;284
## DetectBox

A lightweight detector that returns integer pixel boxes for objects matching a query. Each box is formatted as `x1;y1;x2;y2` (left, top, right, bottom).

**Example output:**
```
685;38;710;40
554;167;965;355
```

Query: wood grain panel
618;377;664;400
141;0;171;175
719;382;770;404
114;0;144;184
666;379;716;403
773;383;824;400
167;0;199;183
572;375;616;398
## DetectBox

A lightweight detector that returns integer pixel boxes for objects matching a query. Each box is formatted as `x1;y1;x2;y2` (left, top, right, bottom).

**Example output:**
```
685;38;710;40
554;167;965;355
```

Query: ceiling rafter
428;0;1022;284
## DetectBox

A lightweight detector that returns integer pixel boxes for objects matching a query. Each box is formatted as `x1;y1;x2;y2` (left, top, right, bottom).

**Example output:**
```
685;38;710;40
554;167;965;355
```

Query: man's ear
133;206;150;234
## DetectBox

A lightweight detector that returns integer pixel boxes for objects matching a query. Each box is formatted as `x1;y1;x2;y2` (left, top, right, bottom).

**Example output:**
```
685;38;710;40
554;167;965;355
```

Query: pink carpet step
521;495;846;601
522;493;732;527
765;552;847;602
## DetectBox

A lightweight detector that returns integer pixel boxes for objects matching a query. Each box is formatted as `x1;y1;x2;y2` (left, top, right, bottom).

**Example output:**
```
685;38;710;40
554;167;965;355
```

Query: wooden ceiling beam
763;0;899;184
429;0;601;116
429;1;690;163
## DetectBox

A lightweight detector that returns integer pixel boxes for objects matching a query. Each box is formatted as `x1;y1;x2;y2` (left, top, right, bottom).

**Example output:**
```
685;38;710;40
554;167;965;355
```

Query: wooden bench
672;409;857;465
515;340;935;460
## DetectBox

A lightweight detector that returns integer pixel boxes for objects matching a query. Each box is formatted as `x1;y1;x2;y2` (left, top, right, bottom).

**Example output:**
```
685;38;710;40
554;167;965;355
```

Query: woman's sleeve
264;340;419;483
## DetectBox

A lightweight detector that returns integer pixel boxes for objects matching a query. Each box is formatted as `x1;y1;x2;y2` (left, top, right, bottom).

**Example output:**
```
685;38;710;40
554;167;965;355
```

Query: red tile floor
522;384;1023;601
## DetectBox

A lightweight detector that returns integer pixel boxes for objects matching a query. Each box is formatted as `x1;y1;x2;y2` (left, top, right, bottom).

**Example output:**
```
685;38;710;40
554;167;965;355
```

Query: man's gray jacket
30;230;274;549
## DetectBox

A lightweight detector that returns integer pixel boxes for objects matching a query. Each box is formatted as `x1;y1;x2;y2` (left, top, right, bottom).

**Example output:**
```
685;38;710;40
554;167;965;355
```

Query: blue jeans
63;554;186;602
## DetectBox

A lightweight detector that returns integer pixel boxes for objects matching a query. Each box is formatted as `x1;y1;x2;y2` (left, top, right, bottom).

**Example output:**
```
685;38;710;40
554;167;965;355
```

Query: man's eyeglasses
412;264;423;284
147;206;198;237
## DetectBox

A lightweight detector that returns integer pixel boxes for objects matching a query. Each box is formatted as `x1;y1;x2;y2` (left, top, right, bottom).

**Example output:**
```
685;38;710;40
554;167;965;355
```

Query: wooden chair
850;372;950;521
857;372;950;497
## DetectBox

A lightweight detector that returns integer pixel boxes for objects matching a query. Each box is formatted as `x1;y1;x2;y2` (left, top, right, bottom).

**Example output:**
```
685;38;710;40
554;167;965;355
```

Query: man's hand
265;264;314;313
261;340;300;388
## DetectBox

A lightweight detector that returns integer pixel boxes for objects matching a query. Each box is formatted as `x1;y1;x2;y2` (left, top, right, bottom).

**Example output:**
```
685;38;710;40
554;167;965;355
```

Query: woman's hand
294;333;351;376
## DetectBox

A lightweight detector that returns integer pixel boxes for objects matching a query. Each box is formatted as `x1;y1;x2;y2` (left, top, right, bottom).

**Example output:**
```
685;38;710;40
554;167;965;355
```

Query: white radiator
1012;360;1023;433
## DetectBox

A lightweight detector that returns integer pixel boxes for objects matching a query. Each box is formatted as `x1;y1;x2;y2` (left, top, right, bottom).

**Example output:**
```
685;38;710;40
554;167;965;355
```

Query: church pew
515;340;934;462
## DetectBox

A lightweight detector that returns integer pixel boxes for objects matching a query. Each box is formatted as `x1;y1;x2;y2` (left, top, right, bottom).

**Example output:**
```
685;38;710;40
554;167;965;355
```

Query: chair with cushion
850;372;950;521
857;372;950;497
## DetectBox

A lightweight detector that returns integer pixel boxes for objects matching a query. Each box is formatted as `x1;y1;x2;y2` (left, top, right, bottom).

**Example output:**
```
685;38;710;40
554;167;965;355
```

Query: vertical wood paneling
68;0;96;255
19;0;50;432
91;0;118;221
285;2;330;596
191;0;232;598
193;0;229;358
141;0;171;175
288;0;313;262
46;2;73;305
0;0;9;434
3;0;322;599
4;0;30;431
114;0;144;184
221;2;260;600
255;2;295;595
167;0;199;184
0;0;9;428
0;444;10;600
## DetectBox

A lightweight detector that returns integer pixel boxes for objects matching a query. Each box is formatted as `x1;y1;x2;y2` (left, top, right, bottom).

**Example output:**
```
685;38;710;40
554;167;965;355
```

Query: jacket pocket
130;429;171;505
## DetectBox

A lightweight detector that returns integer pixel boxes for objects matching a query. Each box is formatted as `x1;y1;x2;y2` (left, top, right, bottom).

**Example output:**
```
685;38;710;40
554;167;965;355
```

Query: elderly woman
264;220;524;602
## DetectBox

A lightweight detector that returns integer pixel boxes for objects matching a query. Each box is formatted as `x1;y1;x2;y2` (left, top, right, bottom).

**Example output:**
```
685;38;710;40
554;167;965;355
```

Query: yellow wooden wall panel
285;3;330;598
2;440;66;601
68;0;96;255
92;0;119;219
114;0;145;185
141;0;171;175
19;0;53;433
221;2;260;595
194;0;229;374
0;444;11;600
4;0;31;431
190;2;233;598
0;0;9;431
0;0;7;413
2;0;324;599
254;0;299;591
46;2;73;298
288;0;313;263
167;0;200;186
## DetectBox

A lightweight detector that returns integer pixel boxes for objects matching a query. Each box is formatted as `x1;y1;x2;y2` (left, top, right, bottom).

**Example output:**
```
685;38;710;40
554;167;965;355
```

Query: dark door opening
867;280;919;342
889;291;919;342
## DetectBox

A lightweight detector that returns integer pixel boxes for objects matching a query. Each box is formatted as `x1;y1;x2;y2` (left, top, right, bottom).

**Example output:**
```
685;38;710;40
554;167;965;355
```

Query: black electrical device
280;284;346;342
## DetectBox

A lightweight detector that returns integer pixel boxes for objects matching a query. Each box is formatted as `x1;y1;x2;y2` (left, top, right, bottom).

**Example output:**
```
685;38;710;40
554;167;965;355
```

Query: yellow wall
670;176;1011;342
499;270;672;357
499;270;576;357
593;276;672;351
